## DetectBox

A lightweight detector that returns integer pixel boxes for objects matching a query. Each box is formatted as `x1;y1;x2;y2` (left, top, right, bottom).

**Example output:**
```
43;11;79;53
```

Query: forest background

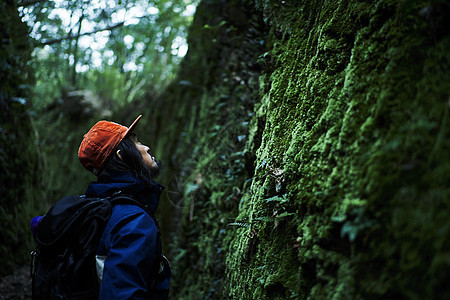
1;0;449;299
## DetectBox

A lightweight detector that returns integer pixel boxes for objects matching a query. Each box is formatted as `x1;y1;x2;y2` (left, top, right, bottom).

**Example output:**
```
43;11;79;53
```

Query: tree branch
18;0;46;7
36;21;125;47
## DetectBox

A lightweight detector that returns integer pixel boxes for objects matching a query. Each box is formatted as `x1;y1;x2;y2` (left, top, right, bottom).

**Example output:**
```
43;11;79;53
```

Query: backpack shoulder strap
107;193;160;229
108;194;148;212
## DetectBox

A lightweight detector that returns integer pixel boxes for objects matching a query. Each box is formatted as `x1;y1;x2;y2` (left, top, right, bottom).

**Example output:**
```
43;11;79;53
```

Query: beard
149;160;162;179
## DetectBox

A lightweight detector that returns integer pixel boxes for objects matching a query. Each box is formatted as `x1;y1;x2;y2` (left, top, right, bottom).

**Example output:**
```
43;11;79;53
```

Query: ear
116;149;123;161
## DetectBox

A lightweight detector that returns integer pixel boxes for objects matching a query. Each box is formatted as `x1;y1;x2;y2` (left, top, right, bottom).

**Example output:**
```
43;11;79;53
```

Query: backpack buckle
30;250;38;278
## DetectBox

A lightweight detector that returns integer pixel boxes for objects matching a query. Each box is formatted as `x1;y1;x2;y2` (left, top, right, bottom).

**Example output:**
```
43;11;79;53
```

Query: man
32;115;170;299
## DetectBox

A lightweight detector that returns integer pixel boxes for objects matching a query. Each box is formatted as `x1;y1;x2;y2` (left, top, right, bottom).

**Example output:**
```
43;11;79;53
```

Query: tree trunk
72;12;84;86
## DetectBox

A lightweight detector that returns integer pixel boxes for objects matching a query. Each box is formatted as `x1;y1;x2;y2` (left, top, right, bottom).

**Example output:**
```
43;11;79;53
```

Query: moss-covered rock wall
141;0;268;297
0;0;44;275
149;0;449;299
225;0;450;298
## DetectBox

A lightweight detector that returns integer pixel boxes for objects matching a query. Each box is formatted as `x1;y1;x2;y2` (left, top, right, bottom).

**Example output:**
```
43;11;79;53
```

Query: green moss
223;0;449;298
146;1;269;298
141;0;450;298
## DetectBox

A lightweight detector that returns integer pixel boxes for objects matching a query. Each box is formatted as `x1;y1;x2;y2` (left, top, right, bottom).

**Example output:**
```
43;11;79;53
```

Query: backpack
30;193;162;300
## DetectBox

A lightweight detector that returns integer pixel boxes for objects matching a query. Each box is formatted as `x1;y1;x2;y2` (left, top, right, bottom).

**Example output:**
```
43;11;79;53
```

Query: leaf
340;222;358;242
264;196;283;203
254;216;274;222
276;212;295;218
227;222;250;228
185;183;199;195
264;194;289;204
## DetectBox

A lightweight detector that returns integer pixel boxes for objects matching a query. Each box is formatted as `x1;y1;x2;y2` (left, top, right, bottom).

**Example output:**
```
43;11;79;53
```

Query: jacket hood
85;171;164;214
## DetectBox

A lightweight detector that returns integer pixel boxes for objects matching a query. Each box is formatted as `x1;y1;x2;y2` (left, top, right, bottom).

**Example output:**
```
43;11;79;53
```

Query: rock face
150;0;450;299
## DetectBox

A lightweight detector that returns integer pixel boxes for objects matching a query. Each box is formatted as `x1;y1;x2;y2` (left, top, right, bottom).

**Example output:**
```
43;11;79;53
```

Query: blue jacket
85;172;170;299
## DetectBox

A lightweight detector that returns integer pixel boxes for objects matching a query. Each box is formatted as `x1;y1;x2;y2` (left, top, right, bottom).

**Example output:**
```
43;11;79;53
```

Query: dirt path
0;265;31;300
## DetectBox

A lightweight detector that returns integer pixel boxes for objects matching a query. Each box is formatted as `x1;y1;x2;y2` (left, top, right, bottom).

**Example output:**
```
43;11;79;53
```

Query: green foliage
17;0;200;226
0;0;46;276
21;0;197;110
0;0;198;277
32;110;97;201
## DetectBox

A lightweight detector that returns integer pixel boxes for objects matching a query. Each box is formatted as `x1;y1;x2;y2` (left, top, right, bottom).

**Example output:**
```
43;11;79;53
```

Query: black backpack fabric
30;193;161;300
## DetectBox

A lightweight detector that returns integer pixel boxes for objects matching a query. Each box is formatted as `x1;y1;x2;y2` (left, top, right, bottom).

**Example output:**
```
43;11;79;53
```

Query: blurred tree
12;0;198;221
19;0;197;110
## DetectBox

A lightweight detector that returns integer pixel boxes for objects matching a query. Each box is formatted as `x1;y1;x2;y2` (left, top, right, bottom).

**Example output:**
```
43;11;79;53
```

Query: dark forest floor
0;265;31;299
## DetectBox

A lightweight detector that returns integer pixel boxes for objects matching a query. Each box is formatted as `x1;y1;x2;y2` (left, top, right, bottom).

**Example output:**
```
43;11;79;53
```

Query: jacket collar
85;171;165;214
